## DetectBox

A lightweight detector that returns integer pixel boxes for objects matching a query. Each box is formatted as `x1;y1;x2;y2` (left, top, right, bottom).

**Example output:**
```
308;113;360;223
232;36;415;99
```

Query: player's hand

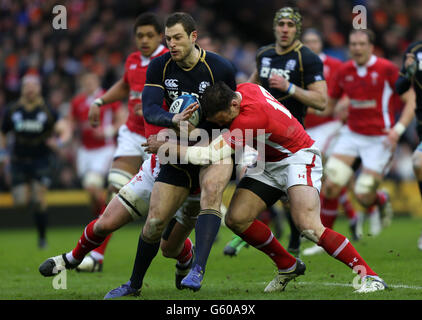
171;102;199;127
383;128;400;150
142;135;165;154
268;74;289;92
88;103;101;127
134;102;143;116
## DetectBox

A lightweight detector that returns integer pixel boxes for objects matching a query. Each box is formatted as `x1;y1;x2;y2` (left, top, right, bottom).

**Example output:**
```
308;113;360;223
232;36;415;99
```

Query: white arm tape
184;135;234;165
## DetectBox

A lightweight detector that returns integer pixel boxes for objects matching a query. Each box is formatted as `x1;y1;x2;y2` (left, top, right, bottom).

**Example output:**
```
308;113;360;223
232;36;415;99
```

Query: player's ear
191;30;198;43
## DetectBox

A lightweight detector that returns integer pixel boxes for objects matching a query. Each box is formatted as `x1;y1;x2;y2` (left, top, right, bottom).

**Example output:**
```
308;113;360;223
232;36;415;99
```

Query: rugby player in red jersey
320;29;416;239
145;81;388;293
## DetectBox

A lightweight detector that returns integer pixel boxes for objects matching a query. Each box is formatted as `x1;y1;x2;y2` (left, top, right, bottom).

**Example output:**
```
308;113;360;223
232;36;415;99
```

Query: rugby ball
169;94;201;126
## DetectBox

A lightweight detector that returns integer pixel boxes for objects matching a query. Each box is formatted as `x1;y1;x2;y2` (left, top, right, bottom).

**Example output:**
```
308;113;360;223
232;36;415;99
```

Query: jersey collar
140;44;165;67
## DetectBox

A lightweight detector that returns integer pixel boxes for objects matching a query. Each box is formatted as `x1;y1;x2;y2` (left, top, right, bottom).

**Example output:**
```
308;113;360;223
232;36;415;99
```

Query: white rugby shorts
243;144;323;194
330;126;394;175
118;155;200;227
76;144;115;178
113;124;150;160
306;120;343;157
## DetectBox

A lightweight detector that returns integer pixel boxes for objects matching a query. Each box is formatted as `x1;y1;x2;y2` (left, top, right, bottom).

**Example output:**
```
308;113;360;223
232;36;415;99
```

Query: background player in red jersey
68;72;124;241
78;13;168;271
301;28;361;256
320;29;416;239
145;81;388;293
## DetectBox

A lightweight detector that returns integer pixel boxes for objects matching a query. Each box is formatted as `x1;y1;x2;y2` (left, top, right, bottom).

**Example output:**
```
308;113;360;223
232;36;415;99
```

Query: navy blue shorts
10;156;52;187
155;163;201;193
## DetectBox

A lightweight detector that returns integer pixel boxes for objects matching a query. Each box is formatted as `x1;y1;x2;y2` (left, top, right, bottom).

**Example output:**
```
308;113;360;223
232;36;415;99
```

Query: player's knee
354;173;378;201
324;157;353;193
143;217;166;242
224;212;245;233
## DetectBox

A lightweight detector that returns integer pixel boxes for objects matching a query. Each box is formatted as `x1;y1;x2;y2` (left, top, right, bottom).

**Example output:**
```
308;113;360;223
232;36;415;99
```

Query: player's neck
276;39;300;54
177;45;200;70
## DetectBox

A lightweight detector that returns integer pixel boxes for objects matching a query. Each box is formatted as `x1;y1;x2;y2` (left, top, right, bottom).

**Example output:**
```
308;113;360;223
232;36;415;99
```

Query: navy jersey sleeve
396;43;414;95
1;106;12;134
142;55;174;127
302;48;325;87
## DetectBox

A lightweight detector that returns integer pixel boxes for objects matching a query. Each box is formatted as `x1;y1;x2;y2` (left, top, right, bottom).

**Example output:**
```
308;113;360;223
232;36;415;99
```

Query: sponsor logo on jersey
260;67;291;80
129;64;137;70
164;78;179;89
261;57;271;67
285;59;296;71
198;81;210;94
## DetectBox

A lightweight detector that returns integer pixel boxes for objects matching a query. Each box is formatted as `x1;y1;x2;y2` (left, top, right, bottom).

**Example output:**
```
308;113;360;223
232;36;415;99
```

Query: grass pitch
1;216;422;301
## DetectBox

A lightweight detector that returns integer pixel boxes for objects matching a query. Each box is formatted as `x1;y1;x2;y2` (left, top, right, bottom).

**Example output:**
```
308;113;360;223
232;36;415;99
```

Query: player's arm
144;133;234;165
385;88;416;146
396;50;416;95
288;80;327;111
88;78;130;127
248;69;261;84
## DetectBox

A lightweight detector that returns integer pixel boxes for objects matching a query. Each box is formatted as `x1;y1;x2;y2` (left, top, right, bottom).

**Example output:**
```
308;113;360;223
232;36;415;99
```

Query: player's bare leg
103;182;190;298
288;184;387;292
224;188;302;292
38;196;134;277
78;156;143;272
181;160;232;291
412;149;422;250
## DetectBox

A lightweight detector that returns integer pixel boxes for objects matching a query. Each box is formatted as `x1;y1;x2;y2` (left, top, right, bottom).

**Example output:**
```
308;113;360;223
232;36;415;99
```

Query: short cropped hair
349;29;375;44
133;12;163;34
201;82;237;118
165;12;197;36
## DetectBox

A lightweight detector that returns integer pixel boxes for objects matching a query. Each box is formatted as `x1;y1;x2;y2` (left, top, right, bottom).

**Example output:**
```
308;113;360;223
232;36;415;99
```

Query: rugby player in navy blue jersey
103;12;237;297
228;7;327;257
396;41;422;249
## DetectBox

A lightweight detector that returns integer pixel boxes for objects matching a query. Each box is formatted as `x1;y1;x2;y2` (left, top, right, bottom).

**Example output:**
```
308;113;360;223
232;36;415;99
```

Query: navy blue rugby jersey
396;41;422;120
256;41;324;124
1;99;58;159
142;45;236;129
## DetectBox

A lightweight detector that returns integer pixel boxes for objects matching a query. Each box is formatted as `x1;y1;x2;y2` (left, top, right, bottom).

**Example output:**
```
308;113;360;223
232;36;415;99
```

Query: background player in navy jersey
244;7;328;256
104;12;237;297
395;40;422;249
0;74;70;249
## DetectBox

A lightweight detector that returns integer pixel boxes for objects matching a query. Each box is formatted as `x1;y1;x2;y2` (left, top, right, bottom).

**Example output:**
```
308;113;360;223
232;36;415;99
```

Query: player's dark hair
201;81;236;118
350;29;375;44
165;12;197;36
133;12;163;34
302;28;323;42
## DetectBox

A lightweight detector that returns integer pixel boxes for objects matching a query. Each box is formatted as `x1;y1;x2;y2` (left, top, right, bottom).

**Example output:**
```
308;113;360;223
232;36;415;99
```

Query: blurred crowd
0;0;421;190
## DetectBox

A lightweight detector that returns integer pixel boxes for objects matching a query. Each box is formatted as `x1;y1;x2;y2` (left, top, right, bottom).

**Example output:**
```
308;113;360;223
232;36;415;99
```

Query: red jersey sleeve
328;66;344;99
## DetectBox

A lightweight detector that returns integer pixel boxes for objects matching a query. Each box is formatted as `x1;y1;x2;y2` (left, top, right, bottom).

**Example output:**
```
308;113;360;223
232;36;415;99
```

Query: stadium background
1;0;422;228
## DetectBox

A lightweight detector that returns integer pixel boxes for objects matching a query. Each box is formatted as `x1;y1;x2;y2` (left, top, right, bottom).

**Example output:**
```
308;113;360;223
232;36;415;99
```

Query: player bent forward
38;154;200;296
146;81;388;293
